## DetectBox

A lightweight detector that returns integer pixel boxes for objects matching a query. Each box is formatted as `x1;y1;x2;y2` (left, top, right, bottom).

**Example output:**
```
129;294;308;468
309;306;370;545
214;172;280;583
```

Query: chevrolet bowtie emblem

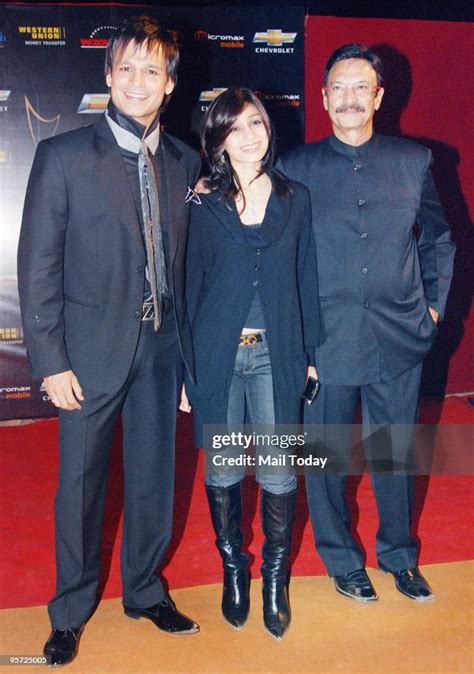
253;29;297;46
199;88;228;102
77;94;110;113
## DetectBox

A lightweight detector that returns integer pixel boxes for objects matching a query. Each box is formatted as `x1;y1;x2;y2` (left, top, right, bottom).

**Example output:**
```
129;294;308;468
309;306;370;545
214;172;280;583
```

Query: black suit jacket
278;134;455;385
18;115;201;392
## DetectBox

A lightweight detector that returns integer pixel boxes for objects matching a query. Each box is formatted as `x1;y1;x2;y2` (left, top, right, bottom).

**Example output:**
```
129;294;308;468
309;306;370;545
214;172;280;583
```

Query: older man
279;43;455;603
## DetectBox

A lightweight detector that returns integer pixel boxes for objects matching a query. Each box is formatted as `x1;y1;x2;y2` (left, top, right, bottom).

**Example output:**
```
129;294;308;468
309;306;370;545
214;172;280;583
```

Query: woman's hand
179;384;192;413
307;365;318;381
194;177;211;194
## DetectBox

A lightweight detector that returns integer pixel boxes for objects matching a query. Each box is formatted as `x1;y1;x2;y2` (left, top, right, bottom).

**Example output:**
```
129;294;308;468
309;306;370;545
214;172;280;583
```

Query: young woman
185;87;323;639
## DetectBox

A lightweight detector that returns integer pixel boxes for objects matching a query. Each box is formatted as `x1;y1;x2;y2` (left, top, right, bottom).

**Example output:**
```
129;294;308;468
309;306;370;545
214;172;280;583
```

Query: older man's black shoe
43;625;84;667
124;598;199;634
387;567;435;601
333;568;378;602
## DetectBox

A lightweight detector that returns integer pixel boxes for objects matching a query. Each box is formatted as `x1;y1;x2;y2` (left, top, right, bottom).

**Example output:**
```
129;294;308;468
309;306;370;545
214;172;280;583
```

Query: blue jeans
205;333;296;494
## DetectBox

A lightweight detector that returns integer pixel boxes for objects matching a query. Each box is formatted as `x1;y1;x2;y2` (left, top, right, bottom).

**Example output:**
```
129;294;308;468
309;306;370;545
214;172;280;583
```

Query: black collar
329;132;378;158
106;100;160;140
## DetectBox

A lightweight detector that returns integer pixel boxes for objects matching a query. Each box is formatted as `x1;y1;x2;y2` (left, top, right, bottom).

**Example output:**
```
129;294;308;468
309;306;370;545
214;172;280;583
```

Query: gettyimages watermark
202;424;474;475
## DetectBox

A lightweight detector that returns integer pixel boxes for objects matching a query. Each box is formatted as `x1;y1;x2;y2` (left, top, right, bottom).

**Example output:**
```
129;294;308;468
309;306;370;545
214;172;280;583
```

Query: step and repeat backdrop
0;6;472;420
0;4;305;420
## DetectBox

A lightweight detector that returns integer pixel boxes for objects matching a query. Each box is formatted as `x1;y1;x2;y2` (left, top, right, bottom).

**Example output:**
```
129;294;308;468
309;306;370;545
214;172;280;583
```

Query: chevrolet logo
199;87;228;102
0;90;11;102
77;93;110;113
253;29;297;46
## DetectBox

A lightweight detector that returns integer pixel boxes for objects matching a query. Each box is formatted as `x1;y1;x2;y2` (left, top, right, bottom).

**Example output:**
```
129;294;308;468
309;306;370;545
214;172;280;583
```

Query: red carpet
0;396;473;610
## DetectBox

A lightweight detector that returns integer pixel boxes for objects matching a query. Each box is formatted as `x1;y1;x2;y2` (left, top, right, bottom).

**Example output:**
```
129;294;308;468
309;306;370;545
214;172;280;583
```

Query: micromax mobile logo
194;29;244;48
80;25;116;48
0;90;11;102
253;29;297;46
77;94;110;113
0;385;31;399
261;93;301;107
199;88;228;102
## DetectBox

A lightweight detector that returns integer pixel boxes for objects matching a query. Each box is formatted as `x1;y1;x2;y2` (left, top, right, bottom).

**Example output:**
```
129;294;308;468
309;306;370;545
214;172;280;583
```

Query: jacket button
134;310;141;318
354;163;362;171
360;232;368;239
361;267;368;274
358;198;366;206
256;249;261;256
253;280;259;287
254;265;260;272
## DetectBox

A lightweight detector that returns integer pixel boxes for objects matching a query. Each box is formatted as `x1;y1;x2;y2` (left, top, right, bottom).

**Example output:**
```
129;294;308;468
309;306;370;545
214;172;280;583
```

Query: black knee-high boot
261;489;296;640
206;483;250;629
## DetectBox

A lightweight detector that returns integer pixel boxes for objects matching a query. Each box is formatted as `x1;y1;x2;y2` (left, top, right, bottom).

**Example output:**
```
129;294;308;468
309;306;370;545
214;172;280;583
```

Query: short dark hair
323;43;384;86
105;15;179;86
202;87;289;203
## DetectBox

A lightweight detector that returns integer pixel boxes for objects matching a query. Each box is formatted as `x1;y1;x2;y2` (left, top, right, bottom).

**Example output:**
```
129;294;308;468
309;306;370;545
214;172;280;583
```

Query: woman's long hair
201;87;290;205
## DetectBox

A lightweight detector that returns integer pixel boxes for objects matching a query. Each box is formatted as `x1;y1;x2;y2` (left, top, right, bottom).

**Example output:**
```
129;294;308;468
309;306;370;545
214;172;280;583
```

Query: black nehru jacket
278;133;455;386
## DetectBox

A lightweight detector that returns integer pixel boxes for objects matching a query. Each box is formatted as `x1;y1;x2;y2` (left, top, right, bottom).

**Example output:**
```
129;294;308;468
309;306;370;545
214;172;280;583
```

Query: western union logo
199;88;228;102
77;94;110;113
253;29;297;47
18;26;66;40
0;90;11;102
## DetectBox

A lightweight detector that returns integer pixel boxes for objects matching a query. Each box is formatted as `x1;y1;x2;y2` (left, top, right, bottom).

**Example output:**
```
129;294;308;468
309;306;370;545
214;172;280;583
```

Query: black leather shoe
388;567;435;601
43;625;84;667
333;568;378;602
124;598;199;634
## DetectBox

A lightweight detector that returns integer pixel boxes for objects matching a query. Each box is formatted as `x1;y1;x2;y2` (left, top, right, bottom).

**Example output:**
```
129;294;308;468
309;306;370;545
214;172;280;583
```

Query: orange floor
1;561;472;674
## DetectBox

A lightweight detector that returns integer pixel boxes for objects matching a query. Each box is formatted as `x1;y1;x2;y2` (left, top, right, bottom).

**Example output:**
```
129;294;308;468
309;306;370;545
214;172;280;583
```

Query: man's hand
307;365;318;381
43;370;84;411
179;384;192;413
428;307;440;325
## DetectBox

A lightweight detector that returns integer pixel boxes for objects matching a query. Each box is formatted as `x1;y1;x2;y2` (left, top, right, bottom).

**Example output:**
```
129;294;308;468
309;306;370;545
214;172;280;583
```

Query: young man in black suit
18;16;201;666
279;44;455;604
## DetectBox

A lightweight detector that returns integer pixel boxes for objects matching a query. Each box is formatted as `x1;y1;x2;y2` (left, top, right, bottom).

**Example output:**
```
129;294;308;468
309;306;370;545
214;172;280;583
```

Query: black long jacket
185;180;323;446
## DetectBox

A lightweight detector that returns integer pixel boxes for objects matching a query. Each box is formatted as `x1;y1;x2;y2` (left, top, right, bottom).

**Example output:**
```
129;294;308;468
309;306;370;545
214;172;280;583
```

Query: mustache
336;103;365;113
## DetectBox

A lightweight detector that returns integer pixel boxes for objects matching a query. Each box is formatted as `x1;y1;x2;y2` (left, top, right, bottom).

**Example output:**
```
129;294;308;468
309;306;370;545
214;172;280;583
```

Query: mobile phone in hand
303;376;320;404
